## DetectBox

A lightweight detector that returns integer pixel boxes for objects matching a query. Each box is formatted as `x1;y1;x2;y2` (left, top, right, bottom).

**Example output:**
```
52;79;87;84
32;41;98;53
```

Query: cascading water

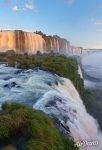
34;78;102;150
0;30;72;54
0;31;16;52
0;31;46;54
78;65;83;79
0;63;101;150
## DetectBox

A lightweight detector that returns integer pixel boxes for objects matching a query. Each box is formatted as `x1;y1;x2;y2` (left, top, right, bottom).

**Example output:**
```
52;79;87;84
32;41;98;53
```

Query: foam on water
0;64;102;150
34;78;102;150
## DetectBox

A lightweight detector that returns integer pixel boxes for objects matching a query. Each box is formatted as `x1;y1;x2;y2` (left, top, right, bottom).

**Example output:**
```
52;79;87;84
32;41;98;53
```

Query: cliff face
0;30;72;54
0;30;46;54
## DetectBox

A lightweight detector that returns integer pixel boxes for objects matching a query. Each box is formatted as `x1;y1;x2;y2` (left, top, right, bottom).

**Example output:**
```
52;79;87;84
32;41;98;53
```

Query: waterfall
33;78;102;150
0;64;102;149
0;31;16;52
78;65;83;79
0;31;46;54
0;30;72;54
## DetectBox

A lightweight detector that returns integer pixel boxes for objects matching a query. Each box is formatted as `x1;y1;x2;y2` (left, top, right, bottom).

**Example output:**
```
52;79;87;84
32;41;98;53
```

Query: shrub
0;103;78;150
63;137;79;150
25;139;64;150
25;139;50;150
0;115;13;140
1;145;16;150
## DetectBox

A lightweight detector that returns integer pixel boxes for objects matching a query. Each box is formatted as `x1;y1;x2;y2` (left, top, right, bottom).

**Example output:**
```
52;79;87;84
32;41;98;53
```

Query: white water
0;63;101;150
0;31;71;54
78;65;83;79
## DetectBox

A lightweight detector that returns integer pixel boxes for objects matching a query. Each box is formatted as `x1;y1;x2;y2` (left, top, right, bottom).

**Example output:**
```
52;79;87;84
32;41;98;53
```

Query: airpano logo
74;139;99;148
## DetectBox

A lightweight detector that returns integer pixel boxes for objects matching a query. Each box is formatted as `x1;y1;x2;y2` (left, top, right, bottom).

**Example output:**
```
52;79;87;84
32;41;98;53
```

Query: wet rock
3;77;11;80
45;96;63;108
11;82;17;87
45;100;56;107
33;67;39;72
16;85;21;88
4;84;9;88
54;80;58;85
54;96;62;102
46;81;52;86
14;70;22;74
4;82;18;88
52;115;70;137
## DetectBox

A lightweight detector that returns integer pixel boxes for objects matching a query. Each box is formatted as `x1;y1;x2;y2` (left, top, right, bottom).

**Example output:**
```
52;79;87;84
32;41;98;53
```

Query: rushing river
0;63;102;150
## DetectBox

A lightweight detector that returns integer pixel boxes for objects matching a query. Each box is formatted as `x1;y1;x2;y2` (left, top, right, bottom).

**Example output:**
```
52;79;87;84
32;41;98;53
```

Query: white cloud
94;21;102;25
2;0;36;13
11;1;36;13
25;3;34;10
12;5;19;12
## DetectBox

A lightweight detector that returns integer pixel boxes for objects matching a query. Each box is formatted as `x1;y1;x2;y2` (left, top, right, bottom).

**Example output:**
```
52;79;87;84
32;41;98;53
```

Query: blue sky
1;0;102;48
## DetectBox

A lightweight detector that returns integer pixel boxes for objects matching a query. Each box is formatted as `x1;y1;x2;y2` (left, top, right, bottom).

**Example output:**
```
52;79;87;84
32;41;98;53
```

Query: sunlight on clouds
12;3;35;13
12;5;19;12
2;0;36;12
25;2;34;10
94;21;102;25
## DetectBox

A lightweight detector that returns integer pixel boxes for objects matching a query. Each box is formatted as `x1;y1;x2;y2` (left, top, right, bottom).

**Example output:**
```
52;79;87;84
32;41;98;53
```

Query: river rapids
0;63;101;150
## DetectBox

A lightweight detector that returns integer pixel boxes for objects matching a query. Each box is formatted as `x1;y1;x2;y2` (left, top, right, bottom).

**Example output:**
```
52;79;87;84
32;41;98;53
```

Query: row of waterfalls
0;30;82;54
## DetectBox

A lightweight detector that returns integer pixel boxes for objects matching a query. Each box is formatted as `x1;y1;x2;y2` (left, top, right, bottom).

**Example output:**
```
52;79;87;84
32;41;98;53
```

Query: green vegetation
0;51;84;98
16;54;84;98
0;51;85;149
1;145;16;150
0;103;78;150
82;89;93;108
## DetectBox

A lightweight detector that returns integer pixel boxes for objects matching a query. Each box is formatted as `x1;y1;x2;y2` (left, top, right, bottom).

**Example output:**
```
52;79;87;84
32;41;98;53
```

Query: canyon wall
0;30;82;55
0;30;45;54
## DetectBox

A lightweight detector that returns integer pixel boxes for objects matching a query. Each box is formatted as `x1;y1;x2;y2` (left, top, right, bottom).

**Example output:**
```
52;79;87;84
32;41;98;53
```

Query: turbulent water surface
0;63;102;150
